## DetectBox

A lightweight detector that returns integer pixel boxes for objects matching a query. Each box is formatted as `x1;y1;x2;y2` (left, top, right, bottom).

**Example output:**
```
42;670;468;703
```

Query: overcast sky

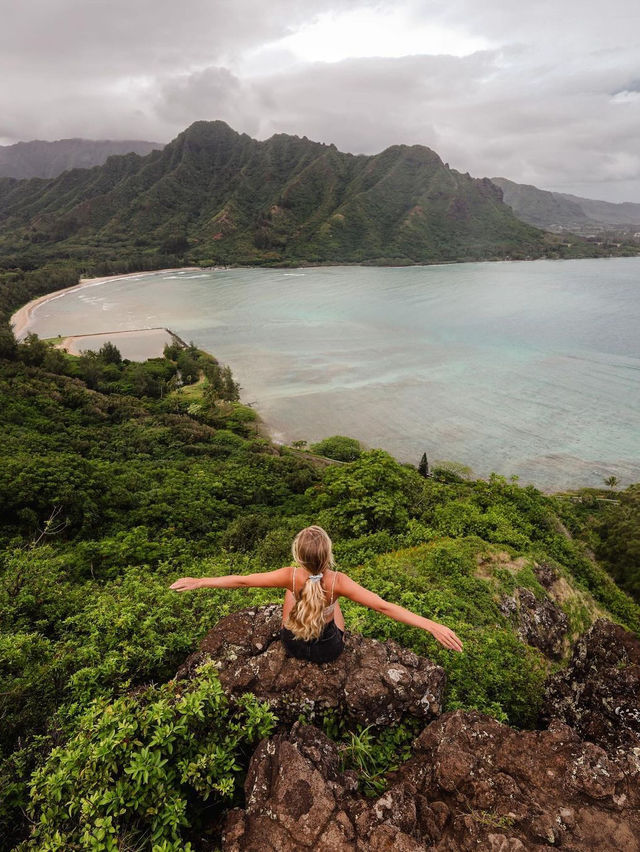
2;0;639;201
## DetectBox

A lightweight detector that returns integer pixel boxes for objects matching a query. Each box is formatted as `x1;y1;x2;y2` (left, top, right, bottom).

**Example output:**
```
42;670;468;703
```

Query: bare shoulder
331;569;346;591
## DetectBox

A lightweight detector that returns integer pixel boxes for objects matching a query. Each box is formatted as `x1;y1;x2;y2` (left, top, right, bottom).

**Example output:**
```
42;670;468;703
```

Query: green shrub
335;719;421;797
220;513;277;552
595;483;640;602
432;461;473;482
310;435;363;462
313;449;424;536
338;542;548;727
25;662;276;851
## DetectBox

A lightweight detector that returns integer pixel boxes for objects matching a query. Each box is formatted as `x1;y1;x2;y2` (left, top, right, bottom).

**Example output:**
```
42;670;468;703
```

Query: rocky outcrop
223;712;640;851
175;604;445;726
175;606;640;850
541;617;640;749
499;585;569;659
533;561;561;590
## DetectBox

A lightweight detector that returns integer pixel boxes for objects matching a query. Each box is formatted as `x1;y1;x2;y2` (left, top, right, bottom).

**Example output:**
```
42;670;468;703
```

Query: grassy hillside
1;337;638;849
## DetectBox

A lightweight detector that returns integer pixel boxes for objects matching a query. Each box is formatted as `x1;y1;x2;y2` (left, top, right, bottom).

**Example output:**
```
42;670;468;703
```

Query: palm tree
604;475;619;489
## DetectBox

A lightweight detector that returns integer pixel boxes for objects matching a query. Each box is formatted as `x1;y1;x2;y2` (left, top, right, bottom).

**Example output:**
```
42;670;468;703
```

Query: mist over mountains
492;177;640;234
0;138;162;180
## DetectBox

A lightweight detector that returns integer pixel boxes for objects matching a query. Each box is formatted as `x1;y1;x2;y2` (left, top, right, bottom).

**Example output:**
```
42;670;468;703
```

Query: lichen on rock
499;585;569;659
540;617;640;750
223;709;640;851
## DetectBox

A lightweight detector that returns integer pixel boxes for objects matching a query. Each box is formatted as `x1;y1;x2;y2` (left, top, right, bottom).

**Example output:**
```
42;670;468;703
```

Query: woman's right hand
429;622;464;652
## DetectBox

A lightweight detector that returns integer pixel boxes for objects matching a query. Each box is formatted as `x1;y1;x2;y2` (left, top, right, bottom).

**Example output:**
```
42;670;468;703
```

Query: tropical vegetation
1;328;638;850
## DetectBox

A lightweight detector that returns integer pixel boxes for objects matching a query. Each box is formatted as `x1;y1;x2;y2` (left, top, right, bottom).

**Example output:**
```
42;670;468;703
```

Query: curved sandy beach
10;266;202;340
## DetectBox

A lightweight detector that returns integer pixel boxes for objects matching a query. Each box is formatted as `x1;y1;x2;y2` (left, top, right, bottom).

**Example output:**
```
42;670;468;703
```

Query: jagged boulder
499;585;569;659
223;722;360;852
541;617;640;749
223;712;640;851
175;604;445;726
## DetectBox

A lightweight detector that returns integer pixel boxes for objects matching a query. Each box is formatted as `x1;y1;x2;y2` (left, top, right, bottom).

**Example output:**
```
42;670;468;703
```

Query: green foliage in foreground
593;484;640;602
1;343;639;850
336;540;548;727
23;662;276;851
333;718;422;798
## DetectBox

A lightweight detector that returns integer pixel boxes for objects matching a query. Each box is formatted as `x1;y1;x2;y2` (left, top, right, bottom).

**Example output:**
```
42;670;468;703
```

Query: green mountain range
0;120;561;268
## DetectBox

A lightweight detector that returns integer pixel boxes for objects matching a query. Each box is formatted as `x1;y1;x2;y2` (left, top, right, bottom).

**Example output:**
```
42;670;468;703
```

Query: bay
23;258;640;490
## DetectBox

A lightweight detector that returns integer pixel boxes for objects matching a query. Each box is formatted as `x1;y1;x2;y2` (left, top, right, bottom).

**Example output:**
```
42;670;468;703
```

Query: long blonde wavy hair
284;525;336;641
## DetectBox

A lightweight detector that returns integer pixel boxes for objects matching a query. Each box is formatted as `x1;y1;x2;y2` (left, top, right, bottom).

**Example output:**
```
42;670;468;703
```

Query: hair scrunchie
308;573;323;582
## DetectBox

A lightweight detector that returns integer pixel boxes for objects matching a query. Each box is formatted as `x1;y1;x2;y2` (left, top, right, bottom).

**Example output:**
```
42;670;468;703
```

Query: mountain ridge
492;175;640;232
0;137;163;180
0;120;553;268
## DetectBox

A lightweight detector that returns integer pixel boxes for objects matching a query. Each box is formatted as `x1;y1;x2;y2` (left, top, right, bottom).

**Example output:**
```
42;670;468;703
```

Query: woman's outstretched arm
170;566;291;592
337;572;463;652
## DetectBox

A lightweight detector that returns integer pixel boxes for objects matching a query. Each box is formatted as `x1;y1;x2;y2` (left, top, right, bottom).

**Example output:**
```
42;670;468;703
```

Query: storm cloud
2;0;639;201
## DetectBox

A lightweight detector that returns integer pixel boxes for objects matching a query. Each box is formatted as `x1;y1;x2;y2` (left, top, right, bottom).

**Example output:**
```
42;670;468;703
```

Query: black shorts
280;620;345;664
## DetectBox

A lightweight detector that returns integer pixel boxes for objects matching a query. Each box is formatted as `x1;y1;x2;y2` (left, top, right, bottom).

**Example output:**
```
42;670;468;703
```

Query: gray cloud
2;0;639;201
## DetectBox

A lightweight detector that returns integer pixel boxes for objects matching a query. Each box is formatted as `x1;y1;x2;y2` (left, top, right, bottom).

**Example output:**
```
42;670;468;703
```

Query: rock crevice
541;617;640;749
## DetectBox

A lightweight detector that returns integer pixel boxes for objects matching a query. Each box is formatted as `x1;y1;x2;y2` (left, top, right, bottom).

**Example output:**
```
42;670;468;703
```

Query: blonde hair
284;525;336;641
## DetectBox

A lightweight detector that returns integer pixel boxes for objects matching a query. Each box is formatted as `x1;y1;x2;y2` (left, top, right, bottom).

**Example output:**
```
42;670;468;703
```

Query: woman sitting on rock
170;524;463;663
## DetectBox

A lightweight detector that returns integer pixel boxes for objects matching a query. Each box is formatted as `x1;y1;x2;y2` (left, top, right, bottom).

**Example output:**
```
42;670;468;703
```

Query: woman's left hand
170;577;202;591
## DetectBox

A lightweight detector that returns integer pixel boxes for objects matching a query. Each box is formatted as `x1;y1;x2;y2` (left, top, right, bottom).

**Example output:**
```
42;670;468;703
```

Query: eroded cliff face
224;714;640;851
541;617;640;750
177;607;640;851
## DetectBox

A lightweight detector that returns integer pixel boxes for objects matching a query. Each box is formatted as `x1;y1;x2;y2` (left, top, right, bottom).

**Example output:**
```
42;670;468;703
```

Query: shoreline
9;266;203;340
10;262;637;496
11;254;640;341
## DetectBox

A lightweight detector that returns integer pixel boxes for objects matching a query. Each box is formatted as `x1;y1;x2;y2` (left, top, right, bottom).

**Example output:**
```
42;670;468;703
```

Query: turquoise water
24;258;640;490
